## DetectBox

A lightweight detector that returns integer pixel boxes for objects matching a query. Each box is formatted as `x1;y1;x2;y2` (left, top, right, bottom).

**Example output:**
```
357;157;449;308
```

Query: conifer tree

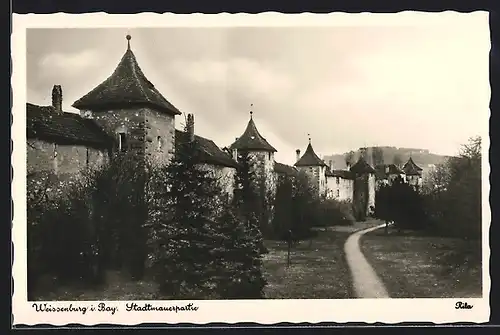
147;128;224;298
207;149;267;299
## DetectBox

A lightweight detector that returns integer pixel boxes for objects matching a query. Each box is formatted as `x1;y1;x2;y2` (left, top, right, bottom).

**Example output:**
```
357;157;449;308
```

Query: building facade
27;35;239;198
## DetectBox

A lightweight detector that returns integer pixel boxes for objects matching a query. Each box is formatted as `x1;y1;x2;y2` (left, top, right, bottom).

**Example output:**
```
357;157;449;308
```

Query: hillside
323;147;450;178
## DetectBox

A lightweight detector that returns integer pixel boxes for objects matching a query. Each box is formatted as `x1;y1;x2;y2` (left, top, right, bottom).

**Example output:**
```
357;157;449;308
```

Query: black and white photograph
12;12;490;325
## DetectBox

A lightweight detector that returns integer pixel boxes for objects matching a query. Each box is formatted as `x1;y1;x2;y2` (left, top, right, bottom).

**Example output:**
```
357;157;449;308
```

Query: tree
213;203;267;299
422;136;481;238
289;171;320;242
345;150;355;167
393;154;403;166
375;176;426;231
147;131;225;298
372;147;385;166
272;174;294;238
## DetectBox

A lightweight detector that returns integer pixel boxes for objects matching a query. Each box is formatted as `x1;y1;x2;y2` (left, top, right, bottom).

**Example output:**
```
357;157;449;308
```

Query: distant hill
323;146;450;178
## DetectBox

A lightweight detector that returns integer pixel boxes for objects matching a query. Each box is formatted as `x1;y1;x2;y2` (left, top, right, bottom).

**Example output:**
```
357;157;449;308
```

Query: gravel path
344;223;390;298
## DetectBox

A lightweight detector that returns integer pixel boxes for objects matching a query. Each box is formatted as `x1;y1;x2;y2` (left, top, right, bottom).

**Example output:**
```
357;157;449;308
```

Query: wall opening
118;133;128;152
157;136;162;151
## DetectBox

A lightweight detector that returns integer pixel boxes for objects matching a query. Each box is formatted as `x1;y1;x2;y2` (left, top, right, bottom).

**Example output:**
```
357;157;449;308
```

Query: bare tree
393;154;403;166
372;147;384;166
344;150;355;166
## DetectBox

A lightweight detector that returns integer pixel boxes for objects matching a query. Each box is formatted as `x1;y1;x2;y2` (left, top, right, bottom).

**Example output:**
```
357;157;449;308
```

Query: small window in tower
157;136;162;151
118;133;128;152
336;190;340;197
336;177;340;184
268;152;271;160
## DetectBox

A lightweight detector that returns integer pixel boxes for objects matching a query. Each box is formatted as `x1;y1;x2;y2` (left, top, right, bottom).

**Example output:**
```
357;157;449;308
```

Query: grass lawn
360;227;482;298
262;219;383;299
262;231;352;299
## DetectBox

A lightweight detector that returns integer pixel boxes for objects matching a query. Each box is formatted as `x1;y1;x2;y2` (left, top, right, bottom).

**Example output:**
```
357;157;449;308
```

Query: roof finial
308;133;311;144
250;103;253;119
126;34;131;50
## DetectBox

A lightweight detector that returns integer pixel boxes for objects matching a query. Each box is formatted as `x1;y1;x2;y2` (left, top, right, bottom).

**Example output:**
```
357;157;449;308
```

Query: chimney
187;114;195;142
385;165;389;174
346;162;351;171
52;85;62;114
328;160;333;170
295;149;301;162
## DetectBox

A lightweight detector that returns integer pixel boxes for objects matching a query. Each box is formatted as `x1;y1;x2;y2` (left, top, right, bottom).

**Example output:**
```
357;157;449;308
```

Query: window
336;177;340;184
268;152;272;160
336;190;340;197
53;144;58;174
86;148;90;166
157;136;162;151
118;133;128;152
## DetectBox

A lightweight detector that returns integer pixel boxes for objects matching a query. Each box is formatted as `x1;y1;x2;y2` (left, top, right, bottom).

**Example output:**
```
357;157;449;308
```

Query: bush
316;199;355;227
421;137;481;239
374;177;426;231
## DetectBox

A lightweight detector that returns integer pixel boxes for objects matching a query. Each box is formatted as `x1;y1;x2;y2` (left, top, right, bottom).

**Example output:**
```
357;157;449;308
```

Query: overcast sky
26;13;490;165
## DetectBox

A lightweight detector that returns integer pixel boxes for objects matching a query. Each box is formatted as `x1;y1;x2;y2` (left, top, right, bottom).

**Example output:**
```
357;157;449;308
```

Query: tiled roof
175;130;239;168
374;164;406;180
230;117;277;152
402;157;423;176
72;41;182;116
274;162;298;176
26;103;113;149
294;143;327;167
326;168;354;180
350;157;375;174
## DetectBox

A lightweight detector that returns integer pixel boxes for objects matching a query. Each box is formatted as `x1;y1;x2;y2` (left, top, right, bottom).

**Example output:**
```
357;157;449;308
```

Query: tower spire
250;103;253;119
308;133;311;144
126;33;131;50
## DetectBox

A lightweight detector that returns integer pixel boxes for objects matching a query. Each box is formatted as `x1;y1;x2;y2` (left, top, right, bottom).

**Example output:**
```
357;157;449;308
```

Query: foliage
393;154;403;166
272;171;319;242
371;147;385;166
212;204;267;299
344;151;356;166
374;176;426;230
146;135;225;298
421;136;481;239
316;199;356;227
27;152;152;298
147;133;267;299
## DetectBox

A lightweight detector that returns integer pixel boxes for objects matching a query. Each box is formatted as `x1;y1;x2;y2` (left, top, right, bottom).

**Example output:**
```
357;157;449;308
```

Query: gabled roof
26;103;113;149
326;168;354;180
294;142;327;167
230;116;276;152
274;162;298;176
402;157;423;176
175;130;239;168
374;164;405;180
350;156;375;174
72;36;182;116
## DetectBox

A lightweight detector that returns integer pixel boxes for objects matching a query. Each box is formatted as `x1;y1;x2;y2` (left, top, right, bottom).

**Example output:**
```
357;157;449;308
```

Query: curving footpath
344;223;390;299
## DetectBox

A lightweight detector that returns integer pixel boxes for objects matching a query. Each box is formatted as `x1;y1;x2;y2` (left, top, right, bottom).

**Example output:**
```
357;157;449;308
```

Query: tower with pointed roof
294;136;328;197
402;157;423;189
350;156;376;219
72;34;181;164
230;107;278;207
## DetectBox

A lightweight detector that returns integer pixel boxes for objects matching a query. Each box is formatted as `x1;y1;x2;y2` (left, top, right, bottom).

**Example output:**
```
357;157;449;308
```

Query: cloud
38;50;102;78
25;15;490;158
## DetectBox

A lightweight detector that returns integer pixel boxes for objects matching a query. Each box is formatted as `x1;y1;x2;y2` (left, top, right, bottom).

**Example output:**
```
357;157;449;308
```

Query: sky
26;13;490;166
